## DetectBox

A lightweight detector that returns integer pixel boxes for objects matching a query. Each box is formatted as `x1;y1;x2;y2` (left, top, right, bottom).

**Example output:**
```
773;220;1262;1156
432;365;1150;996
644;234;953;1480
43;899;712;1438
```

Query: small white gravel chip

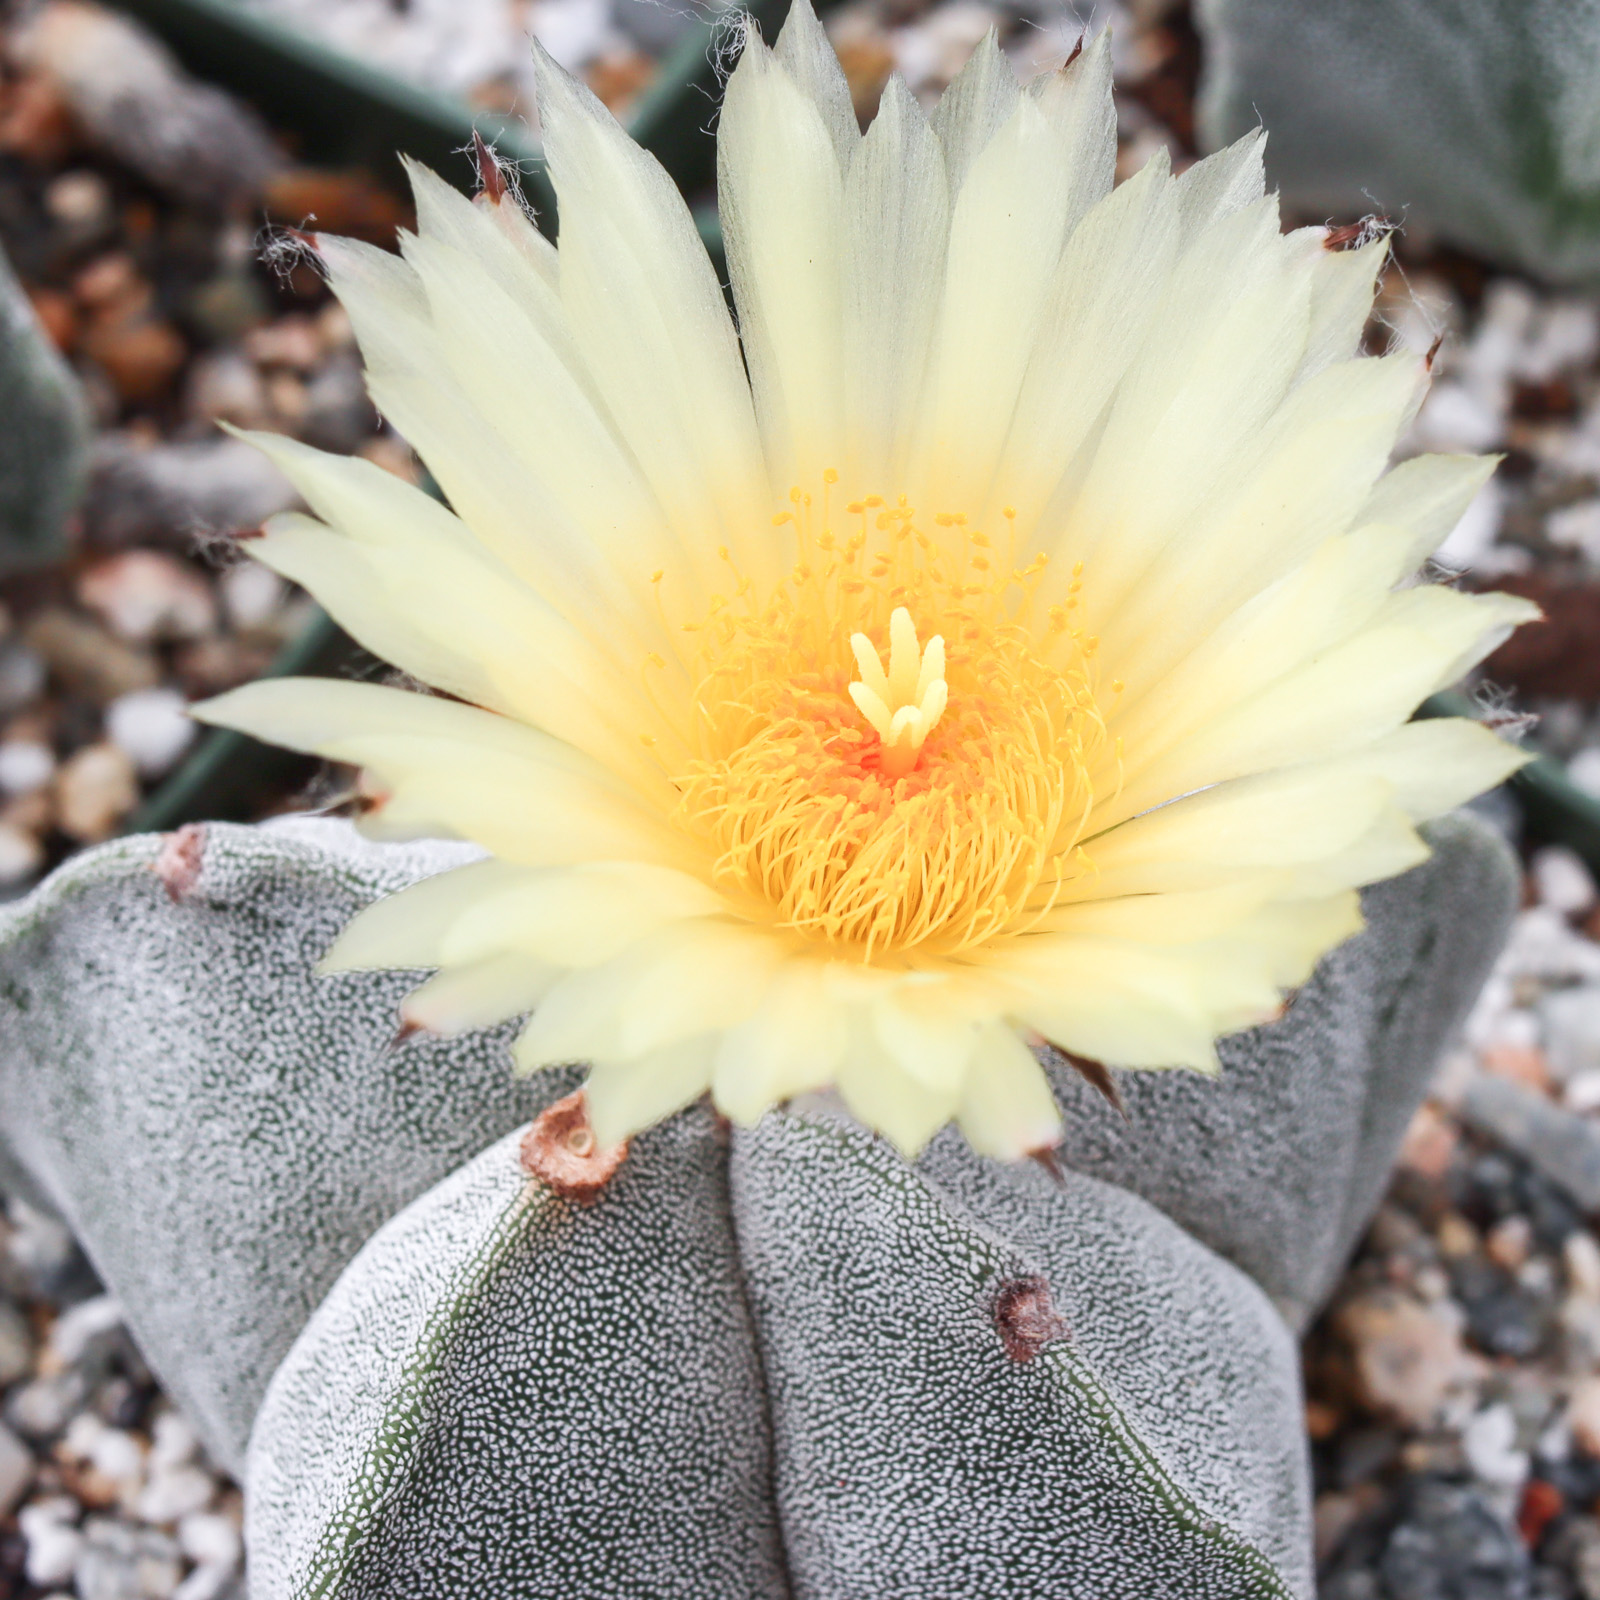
1533;844;1598;917
1572;748;1600;801
106;689;195;780
19;1503;82;1587
137;1464;215;1525
178;1509;241;1568
148;1413;200;1471
1462;1402;1529;1491
50;1294;123;1365
0;821;43;886
0;740;54;795
218;560;285;630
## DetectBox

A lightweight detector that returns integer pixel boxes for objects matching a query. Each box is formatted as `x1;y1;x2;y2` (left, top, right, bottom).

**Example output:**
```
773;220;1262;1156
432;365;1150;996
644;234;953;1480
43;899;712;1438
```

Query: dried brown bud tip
1322;215;1395;252
473;130;507;204
992;1275;1070;1364
1060;1049;1128;1122
389;1018;429;1051
1425;332;1445;372
154;824;206;902
1063;33;1084;68
519;1090;628;1204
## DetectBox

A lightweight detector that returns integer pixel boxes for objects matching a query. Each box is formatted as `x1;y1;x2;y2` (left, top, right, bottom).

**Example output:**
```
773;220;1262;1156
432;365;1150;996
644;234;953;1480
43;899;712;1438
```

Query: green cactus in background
0;810;1515;1595
0;240;88;571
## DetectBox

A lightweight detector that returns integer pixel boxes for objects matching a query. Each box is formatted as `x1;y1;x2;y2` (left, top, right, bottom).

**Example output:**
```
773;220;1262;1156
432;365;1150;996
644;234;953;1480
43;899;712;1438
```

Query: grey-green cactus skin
0;241;88;570
1195;0;1600;283
0;818;556;1476
0;810;1515;1597
248;1112;1309;1600
1047;813;1517;1330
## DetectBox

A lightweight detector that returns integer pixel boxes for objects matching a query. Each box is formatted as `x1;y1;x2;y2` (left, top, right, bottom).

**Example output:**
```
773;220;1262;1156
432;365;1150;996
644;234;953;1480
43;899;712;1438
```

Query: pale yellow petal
512;923;787;1071
534;42;771;588
719;28;845;492
955;1022;1062;1160
399;952;558;1035
711;961;851;1124
583;1034;717;1148
193;679;691;869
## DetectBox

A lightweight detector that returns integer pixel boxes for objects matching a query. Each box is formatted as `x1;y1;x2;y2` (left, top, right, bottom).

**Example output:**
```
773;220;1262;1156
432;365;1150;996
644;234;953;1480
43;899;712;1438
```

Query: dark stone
1379;1479;1531;1600
1450;1257;1552;1358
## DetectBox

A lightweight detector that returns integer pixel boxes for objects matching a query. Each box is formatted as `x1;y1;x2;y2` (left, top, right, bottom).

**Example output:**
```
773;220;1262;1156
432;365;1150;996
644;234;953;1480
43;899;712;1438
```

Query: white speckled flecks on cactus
0;809;1518;1597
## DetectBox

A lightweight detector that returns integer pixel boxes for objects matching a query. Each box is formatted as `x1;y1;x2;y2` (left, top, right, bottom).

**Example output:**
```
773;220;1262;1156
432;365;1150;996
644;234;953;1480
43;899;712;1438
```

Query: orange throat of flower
669;485;1118;962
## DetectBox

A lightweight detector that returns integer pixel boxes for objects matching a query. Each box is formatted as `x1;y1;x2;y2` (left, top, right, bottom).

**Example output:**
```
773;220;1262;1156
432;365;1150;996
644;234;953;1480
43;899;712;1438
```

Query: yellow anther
823;467;839;484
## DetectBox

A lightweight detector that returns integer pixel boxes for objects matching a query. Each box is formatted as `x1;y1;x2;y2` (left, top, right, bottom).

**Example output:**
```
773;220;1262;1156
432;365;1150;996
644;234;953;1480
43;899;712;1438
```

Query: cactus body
1196;0;1600;283
248;1112;1310;1599
0;811;1516;1594
0;241;88;570
0;819;554;1473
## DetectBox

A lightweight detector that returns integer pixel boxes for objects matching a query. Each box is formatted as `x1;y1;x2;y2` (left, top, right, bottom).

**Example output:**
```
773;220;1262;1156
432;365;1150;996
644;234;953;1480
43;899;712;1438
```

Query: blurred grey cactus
0;811;1516;1595
0;240;88;571
1196;0;1600;283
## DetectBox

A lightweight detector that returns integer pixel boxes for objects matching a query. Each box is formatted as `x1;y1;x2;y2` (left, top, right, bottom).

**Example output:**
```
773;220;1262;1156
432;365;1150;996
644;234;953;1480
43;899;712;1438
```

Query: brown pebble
1481;1043;1553;1095
1305;1398;1342;1441
991;1275;1070;1364
519;1091;628;1205
25;608;159;703
1398;1102;1459;1181
1334;1287;1470;1429
26;286;77;353
81;315;188;404
1570;1375;1600;1459
55;742;138;843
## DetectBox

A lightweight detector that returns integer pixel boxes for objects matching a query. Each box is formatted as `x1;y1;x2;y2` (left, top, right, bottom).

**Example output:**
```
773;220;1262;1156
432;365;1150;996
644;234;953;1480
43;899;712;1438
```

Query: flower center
669;484;1110;960
847;607;948;780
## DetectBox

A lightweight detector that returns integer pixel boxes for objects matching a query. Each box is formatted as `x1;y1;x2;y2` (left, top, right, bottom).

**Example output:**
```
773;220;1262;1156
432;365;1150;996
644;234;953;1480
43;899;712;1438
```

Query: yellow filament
671;481;1109;960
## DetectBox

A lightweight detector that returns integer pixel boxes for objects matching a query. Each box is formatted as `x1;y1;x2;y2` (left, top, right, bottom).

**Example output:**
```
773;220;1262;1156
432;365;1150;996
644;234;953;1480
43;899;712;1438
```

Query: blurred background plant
1;0;1600;1595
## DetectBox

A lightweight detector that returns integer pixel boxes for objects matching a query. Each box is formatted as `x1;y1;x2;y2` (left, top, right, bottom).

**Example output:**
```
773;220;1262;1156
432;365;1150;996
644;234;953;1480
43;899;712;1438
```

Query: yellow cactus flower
196;8;1534;1160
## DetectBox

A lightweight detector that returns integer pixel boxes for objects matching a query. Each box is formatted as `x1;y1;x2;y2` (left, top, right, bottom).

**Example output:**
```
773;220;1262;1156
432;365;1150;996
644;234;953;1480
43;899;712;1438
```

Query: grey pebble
0;1418;34;1515
1461;1076;1600;1214
1378;1479;1530;1600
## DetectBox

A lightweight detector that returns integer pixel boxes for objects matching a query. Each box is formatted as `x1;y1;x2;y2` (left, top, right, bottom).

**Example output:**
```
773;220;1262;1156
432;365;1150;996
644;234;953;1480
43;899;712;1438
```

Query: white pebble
148;1413;199;1471
1543;987;1600;1081
1534;845;1598;916
1548;499;1600;563
50;1294;122;1366
91;1427;146;1484
106;689;194;780
0;740;53;796
1573;748;1600;801
178;1510;240;1568
218;560;285;630
137;1463;215;1525
0;822;43;887
1462;1402;1529;1491
1568;1232;1600;1299
1413;381;1504;453
19;1503;82;1587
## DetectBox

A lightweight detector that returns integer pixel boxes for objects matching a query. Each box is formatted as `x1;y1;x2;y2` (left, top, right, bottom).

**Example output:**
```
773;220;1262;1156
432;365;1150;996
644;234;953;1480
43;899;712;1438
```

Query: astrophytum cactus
1195;0;1600;283
0;807;1515;1596
0;240;88;571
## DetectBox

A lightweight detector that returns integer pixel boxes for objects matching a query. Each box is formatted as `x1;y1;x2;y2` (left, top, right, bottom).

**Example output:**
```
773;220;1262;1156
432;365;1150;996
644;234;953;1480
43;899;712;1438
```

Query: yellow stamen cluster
672;485;1109;960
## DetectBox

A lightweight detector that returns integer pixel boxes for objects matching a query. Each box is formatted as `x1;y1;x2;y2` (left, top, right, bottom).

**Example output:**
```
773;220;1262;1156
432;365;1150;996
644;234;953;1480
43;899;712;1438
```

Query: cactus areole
195;3;1531;1162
